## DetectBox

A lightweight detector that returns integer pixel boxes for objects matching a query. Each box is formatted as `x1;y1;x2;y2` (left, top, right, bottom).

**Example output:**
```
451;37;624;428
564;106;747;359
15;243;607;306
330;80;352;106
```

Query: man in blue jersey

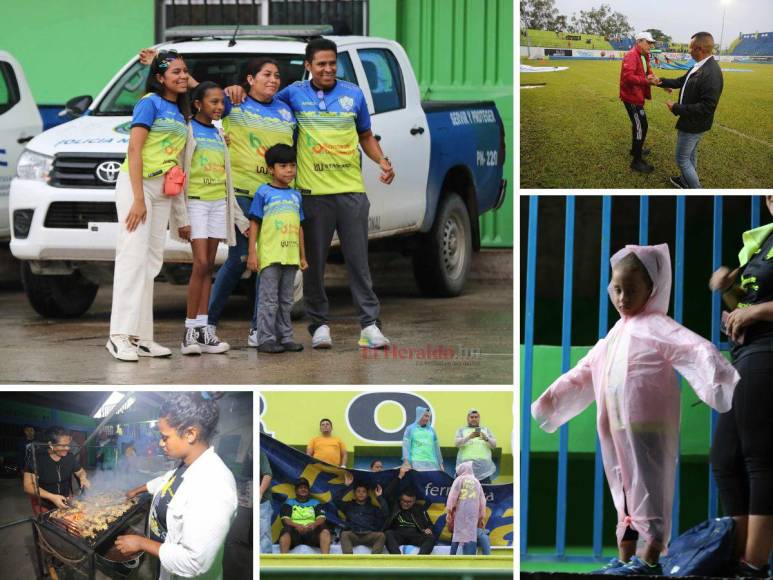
276;38;396;350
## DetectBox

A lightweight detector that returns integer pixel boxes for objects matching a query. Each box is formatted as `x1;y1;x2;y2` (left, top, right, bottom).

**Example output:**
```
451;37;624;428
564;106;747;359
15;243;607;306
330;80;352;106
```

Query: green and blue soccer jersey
222;95;296;197
188;119;226;201
120;93;187;177
248;184;305;271
276;80;371;195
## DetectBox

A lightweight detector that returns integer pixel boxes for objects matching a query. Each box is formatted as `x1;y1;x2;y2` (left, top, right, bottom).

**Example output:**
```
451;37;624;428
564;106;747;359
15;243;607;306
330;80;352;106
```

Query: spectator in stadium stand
383;488;437;555
655;32;724;189
619;31;661;174
402;406;445;472
333;471;389;554
259;450;273;554
370;459;384;472
307;418;348;467
17;424;39;473
454;409;497;483
278;478;331;554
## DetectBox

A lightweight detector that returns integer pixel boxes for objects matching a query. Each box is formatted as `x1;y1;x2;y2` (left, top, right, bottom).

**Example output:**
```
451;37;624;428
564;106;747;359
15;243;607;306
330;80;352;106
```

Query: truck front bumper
9;179;227;263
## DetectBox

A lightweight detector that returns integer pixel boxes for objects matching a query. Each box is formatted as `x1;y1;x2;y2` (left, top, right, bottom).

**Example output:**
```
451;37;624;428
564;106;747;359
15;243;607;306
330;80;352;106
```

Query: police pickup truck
10;28;506;317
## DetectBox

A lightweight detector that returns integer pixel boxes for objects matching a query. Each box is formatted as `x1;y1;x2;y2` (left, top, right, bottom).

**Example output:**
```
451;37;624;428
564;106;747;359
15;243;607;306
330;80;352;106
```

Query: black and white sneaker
106;335;138;362
197;325;230;354
669;175;688;189
181;327;202;355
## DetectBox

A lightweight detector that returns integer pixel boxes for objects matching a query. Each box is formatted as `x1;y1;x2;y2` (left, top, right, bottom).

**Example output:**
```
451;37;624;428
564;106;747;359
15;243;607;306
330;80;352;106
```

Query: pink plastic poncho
531;244;739;548
446;461;486;544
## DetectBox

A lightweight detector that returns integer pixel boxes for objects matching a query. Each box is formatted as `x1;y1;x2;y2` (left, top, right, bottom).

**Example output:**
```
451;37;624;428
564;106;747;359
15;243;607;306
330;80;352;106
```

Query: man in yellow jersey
306;418;347;467
276;38;395;350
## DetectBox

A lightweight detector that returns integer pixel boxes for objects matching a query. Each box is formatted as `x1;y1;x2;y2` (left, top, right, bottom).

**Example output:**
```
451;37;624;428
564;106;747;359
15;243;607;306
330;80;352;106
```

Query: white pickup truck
10;29;506;318
1;50;43;241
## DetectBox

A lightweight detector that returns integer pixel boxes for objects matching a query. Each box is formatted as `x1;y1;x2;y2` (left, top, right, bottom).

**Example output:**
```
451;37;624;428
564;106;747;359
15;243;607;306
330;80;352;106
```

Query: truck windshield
94;53;306;116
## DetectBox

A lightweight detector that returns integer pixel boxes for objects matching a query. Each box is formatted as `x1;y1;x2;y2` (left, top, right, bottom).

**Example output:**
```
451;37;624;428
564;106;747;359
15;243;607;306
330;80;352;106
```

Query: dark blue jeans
208;195;259;329
450;528;491;555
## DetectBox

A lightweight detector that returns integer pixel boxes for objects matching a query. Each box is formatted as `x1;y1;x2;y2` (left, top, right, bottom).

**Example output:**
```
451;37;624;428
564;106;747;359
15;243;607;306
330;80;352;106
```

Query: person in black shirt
333;471;389;554
23;426;90;515
383;487;436;555
17;425;39;473
709;195;773;578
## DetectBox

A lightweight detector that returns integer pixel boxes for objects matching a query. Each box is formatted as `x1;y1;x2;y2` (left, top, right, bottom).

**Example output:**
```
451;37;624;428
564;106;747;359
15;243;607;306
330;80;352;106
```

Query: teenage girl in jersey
107;51;190;362
179;82;249;355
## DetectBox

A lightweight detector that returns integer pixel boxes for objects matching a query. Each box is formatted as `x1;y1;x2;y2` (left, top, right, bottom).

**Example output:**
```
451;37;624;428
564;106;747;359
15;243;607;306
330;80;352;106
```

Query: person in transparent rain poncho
402;406;445;472
446;461;487;556
532;244;739;576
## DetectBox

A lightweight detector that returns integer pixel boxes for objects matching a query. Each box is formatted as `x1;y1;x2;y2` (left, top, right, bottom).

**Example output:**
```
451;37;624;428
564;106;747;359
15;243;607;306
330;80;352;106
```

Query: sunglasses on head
157;50;181;69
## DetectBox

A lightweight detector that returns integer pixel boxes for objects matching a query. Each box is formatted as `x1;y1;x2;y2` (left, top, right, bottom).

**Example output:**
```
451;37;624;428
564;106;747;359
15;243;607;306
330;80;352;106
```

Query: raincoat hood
455;461;474;478
609;243;672;317
412;406;432;428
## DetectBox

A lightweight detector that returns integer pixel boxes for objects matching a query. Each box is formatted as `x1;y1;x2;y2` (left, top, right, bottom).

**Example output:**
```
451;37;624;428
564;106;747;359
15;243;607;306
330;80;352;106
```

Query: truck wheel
412;193;472;297
21;262;99;318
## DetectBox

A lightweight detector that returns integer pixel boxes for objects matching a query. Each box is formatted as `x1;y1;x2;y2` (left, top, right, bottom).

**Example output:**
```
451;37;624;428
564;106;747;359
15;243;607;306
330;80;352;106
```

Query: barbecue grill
34;493;151;579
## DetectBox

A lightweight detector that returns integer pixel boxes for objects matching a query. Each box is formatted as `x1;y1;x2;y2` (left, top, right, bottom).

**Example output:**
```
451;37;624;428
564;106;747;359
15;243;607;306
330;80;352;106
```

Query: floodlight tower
719;0;732;59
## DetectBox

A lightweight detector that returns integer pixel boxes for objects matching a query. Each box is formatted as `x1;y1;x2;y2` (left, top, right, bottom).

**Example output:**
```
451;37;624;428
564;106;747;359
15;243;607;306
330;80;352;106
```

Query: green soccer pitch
520;59;773;189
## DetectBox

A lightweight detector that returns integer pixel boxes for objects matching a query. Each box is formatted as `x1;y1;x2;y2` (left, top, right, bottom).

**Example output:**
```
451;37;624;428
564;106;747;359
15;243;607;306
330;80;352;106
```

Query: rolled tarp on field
520;65;569;73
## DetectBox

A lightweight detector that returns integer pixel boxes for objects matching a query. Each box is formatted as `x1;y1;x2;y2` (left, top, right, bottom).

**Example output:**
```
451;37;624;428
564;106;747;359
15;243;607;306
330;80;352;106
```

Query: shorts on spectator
188;198;227;240
281;524;327;549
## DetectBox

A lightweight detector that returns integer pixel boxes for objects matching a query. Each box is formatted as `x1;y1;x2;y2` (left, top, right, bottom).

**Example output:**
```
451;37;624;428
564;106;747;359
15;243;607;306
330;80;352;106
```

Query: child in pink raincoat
532;244;739;576
446;461;486;556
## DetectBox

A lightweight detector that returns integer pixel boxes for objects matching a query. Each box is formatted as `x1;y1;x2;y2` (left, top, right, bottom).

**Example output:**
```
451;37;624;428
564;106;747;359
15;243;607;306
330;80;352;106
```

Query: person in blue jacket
401;407;444;472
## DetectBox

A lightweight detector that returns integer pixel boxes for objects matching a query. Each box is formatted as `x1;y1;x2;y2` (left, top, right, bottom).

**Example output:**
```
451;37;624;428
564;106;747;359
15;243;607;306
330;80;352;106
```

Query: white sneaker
134;340;172;358
197;325;230;354
358;324;390;349
248;328;259;348
181;327;202;355
311;325;333;349
106;335;139;362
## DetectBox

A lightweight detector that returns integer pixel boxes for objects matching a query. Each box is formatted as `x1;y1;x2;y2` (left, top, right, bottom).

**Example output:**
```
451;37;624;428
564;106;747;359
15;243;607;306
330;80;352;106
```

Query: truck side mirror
59;95;93;118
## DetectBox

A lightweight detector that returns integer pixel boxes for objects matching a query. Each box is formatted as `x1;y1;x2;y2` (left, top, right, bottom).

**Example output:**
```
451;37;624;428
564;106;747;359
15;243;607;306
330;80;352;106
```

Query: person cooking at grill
115;393;238;580
23;426;90;515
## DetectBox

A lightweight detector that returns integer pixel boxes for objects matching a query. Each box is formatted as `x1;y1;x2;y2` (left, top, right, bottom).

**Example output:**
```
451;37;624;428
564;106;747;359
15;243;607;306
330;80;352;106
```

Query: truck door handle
18;135;34;144
410;126;425;135
374;134;381;142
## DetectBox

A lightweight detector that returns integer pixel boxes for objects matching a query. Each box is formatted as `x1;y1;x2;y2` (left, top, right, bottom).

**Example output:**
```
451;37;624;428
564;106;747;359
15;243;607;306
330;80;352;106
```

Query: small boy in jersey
247;144;307;353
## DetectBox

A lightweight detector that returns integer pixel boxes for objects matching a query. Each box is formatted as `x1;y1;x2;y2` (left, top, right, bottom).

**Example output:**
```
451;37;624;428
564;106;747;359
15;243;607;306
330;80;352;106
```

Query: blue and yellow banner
261;433;513;546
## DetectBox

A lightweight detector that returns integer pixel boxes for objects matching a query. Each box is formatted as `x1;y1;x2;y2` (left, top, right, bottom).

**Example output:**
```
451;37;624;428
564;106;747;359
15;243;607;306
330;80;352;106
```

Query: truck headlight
16;149;53;182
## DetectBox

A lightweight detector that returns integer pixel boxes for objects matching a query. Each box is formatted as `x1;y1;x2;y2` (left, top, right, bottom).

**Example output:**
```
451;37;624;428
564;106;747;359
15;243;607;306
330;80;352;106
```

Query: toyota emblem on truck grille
95;161;121;184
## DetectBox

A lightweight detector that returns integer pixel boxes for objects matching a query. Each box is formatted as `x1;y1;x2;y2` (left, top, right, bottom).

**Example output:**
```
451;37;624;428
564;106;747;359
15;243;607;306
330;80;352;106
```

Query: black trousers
623;102;648;160
385;528;436;555
710;350;773;515
223;506;252;580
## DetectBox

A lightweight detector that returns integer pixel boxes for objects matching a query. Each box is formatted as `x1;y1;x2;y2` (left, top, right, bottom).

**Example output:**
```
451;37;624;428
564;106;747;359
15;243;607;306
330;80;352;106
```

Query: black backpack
661;517;735;577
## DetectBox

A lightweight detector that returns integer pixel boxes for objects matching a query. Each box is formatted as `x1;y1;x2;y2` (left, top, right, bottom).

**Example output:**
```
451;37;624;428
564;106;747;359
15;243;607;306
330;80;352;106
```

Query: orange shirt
308;436;346;466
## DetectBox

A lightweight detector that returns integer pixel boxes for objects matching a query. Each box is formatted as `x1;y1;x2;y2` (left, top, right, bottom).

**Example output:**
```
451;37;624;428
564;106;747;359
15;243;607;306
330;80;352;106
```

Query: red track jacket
619;45;653;106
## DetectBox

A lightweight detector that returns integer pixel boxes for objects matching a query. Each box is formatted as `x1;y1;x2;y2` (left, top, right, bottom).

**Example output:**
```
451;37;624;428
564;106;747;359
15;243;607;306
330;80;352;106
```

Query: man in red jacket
620;31;661;173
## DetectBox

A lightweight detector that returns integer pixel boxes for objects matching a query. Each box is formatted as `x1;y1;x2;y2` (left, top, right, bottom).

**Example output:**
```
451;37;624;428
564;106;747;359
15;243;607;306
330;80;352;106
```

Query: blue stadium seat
732;32;773;56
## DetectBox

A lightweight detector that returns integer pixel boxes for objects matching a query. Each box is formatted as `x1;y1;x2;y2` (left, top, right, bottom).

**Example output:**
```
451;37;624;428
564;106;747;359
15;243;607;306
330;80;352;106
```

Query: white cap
635;31;656;43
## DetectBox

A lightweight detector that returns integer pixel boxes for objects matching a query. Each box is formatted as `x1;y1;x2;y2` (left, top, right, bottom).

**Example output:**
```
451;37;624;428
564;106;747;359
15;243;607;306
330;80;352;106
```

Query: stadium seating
520;29;612;50
731;32;773;56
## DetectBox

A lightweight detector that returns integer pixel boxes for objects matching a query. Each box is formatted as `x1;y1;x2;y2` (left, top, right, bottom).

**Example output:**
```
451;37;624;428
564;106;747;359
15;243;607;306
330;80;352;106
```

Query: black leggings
623;102;648;160
710;349;773;515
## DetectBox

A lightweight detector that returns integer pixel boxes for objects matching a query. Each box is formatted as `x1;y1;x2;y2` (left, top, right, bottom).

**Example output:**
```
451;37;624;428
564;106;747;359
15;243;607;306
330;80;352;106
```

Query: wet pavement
0;258;513;385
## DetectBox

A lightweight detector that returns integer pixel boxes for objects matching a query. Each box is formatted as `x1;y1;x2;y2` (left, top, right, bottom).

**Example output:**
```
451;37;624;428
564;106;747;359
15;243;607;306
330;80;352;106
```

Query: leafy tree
645;28;672;43
521;0;568;32
569;4;633;37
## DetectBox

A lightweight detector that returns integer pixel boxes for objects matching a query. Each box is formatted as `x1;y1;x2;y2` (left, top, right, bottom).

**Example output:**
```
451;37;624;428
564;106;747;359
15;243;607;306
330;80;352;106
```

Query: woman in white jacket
115;393;238;579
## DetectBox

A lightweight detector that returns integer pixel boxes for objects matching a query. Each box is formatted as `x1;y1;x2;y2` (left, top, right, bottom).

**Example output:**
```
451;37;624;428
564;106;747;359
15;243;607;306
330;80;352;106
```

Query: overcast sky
549;0;773;47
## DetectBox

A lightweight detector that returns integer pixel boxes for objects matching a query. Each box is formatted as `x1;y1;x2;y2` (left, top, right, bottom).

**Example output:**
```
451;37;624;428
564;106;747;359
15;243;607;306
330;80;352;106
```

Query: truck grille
50;154;125;188
44;202;118;229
